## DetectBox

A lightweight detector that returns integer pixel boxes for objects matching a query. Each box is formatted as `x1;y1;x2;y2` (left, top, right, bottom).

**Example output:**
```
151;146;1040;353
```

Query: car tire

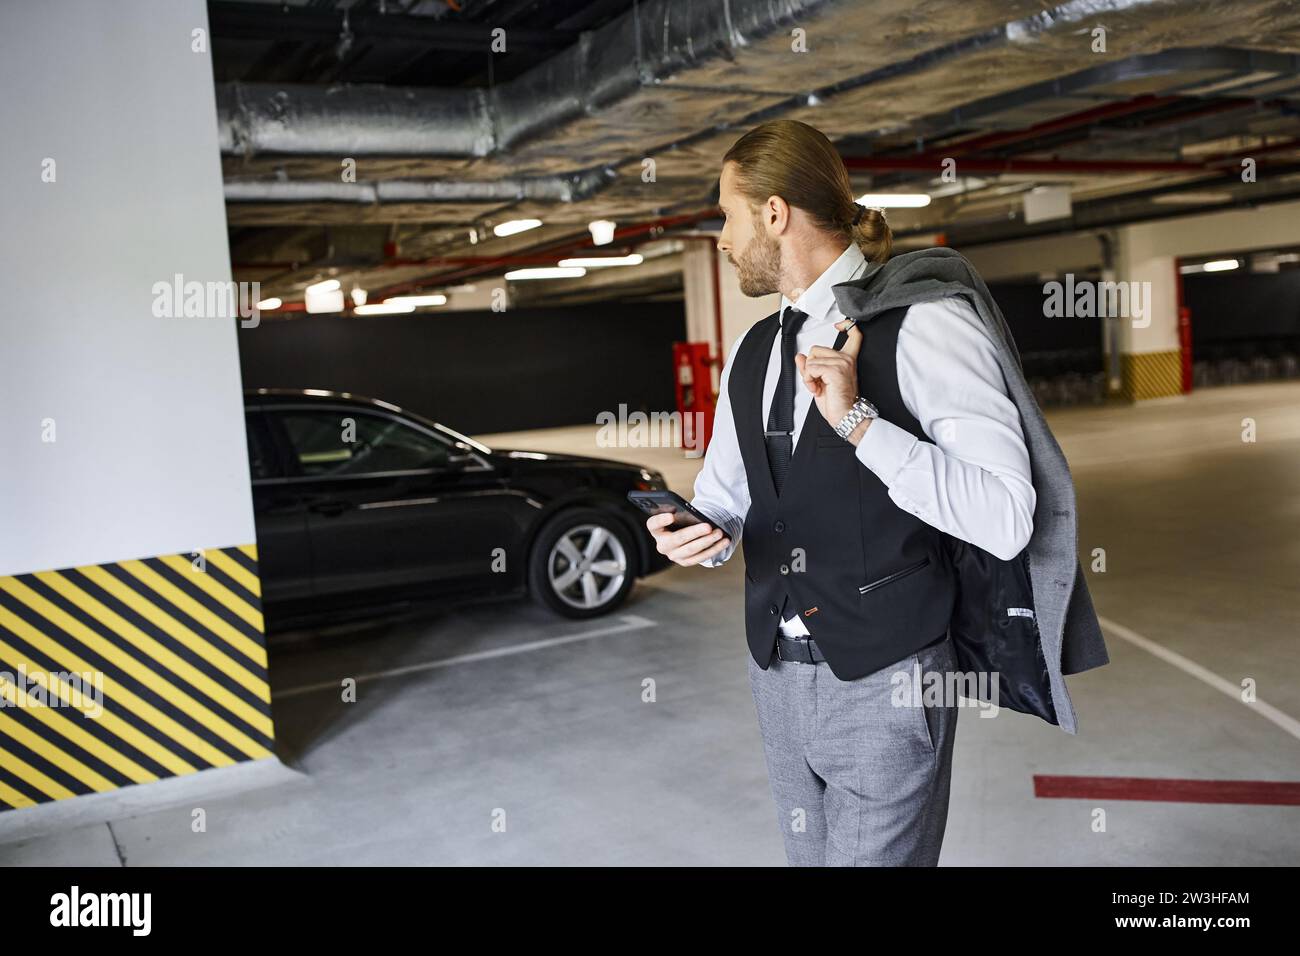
528;508;638;619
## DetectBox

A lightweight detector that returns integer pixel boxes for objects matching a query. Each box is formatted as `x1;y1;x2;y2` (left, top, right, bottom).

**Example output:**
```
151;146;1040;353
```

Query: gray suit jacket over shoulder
831;246;1109;734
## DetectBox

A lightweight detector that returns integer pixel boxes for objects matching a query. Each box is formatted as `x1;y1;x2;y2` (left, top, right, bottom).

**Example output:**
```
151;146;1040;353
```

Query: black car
243;388;671;628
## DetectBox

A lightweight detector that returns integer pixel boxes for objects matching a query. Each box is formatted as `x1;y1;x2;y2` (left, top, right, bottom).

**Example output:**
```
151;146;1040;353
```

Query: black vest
730;304;956;680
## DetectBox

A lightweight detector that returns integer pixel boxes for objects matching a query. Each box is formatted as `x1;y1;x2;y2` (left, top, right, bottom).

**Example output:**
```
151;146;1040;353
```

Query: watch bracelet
834;397;873;439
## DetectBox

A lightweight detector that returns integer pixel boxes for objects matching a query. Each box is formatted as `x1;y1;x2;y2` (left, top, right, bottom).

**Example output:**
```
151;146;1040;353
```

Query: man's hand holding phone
646;512;731;566
627;490;733;566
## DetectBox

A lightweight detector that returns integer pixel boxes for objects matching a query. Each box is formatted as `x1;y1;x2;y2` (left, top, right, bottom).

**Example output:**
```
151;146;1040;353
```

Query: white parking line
275;613;657;699
1098;615;1300;742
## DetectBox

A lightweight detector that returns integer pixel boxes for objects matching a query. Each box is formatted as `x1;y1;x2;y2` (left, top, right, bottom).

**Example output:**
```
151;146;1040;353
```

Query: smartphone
627;490;720;532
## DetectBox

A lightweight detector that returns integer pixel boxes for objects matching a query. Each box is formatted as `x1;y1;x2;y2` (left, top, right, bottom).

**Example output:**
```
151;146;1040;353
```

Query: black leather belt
775;631;948;665
775;635;827;664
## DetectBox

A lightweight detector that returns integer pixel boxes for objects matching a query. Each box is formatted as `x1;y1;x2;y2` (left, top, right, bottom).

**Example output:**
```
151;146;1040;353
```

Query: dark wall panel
237;302;687;435
1184;271;1300;344
986;281;1104;354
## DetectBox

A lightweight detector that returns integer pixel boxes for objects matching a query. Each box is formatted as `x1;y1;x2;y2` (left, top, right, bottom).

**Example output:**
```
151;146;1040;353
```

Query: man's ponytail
847;202;892;263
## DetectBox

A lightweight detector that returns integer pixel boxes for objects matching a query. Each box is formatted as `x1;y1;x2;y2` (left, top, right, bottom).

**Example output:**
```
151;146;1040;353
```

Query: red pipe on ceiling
843;155;1208;174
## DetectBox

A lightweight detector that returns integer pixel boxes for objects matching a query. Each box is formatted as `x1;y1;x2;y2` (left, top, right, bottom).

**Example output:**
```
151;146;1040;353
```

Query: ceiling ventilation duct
218;0;1300;219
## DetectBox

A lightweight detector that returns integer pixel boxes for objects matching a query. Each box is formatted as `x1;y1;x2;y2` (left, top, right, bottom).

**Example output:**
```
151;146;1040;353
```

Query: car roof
243;388;493;454
243;387;404;414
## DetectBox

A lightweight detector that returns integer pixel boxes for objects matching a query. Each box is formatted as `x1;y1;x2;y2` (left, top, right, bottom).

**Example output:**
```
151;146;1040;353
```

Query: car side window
274;409;452;477
245;412;281;480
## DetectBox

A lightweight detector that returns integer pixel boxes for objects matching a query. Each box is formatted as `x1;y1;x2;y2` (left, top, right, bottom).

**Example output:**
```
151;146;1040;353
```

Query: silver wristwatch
833;396;879;440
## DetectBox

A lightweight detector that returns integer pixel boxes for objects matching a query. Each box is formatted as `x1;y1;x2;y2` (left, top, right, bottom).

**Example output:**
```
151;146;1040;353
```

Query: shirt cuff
853;416;917;487
690;503;739;566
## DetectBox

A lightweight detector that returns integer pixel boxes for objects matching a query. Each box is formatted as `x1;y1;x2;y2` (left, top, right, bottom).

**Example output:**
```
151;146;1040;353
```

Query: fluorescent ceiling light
493;218;543;237
1151;191;1232;205
384;294;447;307
855;193;931;208
354;302;416;315
255;297;281;310
305;289;344;313
1180;258;1241;275
504;266;586;280
350;288;367;306
305;278;340;295
558;254;643;268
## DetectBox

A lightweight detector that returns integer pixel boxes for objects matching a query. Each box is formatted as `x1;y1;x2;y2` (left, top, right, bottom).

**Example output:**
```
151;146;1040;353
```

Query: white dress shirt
691;241;1035;637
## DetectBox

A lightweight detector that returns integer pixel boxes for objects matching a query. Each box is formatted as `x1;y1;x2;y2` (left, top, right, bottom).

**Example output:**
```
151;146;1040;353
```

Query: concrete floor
2;381;1298;865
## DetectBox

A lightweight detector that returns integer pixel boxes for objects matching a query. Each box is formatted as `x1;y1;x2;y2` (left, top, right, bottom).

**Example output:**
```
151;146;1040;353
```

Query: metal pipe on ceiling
218;0;1179;161
215;0;826;158
224;168;616;203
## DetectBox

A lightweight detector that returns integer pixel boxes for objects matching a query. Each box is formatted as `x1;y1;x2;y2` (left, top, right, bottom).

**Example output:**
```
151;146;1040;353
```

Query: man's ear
764;195;789;234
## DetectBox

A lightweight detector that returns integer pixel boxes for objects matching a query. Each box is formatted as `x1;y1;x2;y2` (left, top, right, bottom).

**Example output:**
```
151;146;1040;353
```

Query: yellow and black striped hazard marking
1122;349;1183;401
0;544;273;812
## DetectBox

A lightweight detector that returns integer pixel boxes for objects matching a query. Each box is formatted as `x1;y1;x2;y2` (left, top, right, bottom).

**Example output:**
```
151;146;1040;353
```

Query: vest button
779;564;790;575
768;604;779;615
773;520;785;532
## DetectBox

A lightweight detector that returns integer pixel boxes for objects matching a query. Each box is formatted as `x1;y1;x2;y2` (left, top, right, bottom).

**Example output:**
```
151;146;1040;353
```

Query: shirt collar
779;242;866;329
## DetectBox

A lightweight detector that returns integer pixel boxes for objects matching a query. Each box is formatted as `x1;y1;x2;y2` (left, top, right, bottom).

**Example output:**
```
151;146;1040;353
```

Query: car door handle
309;500;352;517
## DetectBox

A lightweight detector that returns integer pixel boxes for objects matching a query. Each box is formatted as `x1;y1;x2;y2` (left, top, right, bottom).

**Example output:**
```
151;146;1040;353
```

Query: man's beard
733;227;781;297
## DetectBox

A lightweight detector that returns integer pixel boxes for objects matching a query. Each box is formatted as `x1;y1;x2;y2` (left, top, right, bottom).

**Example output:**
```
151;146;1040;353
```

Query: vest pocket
858;556;930;594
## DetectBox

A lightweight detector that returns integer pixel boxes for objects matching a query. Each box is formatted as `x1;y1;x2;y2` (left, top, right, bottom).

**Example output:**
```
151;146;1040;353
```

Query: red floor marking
1034;775;1300;806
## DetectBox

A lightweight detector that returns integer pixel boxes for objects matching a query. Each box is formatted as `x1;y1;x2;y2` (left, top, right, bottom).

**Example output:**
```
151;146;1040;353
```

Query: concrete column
0;0;277;822
1114;227;1184;401
681;241;718;352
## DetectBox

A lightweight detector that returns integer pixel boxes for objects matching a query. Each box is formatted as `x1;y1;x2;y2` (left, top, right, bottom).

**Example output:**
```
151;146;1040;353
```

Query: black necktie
765;306;809;495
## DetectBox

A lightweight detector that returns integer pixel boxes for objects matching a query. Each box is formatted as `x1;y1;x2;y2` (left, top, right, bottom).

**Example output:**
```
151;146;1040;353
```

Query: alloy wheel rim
548;523;627;610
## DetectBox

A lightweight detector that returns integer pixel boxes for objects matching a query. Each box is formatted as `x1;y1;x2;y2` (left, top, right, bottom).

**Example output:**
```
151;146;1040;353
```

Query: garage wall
237;302;687;435
0;1;272;815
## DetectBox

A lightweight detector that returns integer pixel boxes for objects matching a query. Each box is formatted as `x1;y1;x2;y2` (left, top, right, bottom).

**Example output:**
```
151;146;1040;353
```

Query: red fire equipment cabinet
672;341;717;454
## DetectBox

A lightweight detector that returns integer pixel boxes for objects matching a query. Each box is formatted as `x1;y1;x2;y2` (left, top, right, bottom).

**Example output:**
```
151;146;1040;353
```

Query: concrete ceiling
210;0;1300;311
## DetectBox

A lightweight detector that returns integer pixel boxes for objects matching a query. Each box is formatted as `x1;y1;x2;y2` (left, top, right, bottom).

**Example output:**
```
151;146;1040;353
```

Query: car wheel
529;508;637;619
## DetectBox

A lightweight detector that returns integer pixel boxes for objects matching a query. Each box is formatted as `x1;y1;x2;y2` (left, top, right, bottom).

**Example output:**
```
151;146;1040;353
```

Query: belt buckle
778;637;812;664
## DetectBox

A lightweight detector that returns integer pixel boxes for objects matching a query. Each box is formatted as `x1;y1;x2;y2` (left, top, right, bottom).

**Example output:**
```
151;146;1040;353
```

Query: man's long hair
722;119;892;263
